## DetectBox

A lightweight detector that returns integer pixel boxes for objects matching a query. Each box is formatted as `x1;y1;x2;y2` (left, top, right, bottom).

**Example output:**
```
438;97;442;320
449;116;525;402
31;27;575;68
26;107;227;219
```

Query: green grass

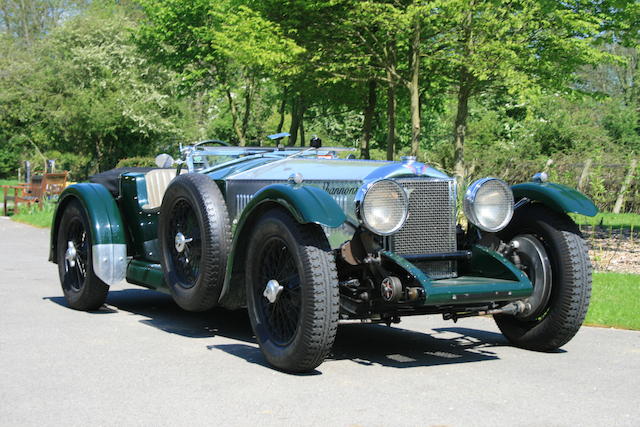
585;272;640;330
571;212;640;230
11;202;55;228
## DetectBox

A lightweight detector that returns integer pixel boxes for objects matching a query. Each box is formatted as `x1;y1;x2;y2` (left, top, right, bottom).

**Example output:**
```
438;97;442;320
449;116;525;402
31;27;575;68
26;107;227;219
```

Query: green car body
49;143;596;371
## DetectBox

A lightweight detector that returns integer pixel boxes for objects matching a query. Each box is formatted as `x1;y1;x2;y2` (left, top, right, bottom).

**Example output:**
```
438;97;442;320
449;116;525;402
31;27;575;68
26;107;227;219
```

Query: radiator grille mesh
389;178;457;279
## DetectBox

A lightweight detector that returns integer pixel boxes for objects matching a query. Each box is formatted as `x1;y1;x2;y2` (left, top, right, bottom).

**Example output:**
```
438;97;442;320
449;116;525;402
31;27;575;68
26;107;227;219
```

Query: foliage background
1;0;639;211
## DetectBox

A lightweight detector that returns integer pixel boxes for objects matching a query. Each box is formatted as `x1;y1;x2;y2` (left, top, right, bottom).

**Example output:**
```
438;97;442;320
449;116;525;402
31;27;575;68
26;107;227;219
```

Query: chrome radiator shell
386;178;458;279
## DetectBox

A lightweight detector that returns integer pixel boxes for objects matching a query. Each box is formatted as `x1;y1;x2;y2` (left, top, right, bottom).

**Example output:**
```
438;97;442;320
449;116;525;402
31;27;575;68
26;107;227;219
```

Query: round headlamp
463;178;514;232
357;179;409;235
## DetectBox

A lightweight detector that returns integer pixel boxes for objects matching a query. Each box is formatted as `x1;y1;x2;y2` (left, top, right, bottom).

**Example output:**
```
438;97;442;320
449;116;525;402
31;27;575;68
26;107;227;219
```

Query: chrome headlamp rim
464;177;514;233
355;178;409;236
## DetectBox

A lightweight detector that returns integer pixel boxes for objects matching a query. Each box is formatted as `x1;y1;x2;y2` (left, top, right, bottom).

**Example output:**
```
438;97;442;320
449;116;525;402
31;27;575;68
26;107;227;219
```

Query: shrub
115;156;157;168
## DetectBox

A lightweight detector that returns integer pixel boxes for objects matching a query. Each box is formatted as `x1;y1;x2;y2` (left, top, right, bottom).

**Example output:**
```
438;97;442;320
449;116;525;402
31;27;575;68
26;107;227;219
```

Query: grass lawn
572;211;640;231
585;272;640;330
11;202;55;228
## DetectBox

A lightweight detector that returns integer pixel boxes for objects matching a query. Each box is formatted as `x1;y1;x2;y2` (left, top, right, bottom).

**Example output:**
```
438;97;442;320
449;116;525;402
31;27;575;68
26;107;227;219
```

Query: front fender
49;183;126;285
217;183;346;309
241;183;347;228
512;182;597;217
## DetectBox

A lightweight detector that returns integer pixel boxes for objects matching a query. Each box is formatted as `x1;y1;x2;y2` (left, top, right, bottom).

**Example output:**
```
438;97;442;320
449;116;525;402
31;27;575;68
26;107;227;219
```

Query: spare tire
158;173;231;311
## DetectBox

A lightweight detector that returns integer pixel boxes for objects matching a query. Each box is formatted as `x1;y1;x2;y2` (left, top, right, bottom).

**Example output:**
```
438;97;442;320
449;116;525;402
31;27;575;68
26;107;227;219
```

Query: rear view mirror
155;153;174;168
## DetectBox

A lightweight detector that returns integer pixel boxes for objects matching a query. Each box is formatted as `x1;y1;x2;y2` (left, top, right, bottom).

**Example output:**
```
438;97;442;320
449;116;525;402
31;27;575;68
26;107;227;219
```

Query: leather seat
142;169;184;210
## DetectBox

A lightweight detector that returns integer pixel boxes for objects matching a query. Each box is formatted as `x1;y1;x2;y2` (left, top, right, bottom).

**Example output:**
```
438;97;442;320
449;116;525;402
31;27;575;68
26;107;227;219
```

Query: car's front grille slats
389;178;457;279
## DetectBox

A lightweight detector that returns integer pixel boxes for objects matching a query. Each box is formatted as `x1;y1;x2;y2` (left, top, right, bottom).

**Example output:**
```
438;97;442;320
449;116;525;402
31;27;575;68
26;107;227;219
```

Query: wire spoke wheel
255;238;301;345
246;208;339;372
56;199;108;311
158;173;231;312
62;217;88;292
167;199;202;288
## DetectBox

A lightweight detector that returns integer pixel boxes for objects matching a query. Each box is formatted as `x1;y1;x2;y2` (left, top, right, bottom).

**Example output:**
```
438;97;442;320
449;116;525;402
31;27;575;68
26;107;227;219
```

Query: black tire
495;203;592;351
158;173;231;312
56;199;109;310
245;208;339;372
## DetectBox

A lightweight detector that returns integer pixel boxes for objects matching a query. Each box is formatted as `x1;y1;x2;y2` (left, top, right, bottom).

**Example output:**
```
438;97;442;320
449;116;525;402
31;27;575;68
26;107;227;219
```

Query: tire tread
496;204;592;351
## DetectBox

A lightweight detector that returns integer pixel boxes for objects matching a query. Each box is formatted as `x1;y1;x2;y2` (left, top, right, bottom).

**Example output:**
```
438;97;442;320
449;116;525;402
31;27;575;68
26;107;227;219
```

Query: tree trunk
241;77;255;146
226;88;246;146
386;79;396;161
577;158;593;192
299;111;306;147
409;16;421;158
288;97;300;146
276;87;288;133
0;4;12;33
453;70;472;188
613;158;638;214
453;4;475;189
95;136;104;173
385;39;398;161
288;96;306;146
18;0;30;43
360;80;376;159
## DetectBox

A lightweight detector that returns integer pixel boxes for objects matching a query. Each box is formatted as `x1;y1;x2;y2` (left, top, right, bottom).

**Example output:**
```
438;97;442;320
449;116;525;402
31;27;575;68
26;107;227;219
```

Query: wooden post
578;158;592;192
613;158;638;214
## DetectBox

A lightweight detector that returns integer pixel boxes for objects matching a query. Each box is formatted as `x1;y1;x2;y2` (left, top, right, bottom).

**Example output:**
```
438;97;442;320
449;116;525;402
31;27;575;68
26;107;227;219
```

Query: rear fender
49;183;127;285
512;182;597;217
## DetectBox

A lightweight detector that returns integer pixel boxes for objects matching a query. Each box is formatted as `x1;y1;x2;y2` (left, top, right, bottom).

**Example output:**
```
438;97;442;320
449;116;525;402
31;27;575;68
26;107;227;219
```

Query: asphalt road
1;217;638;427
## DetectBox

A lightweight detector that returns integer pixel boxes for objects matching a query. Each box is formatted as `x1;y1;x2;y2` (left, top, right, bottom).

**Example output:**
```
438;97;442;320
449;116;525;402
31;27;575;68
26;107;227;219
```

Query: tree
137;0;303;146
0;0;88;45
0;4;190;175
442;0;618;186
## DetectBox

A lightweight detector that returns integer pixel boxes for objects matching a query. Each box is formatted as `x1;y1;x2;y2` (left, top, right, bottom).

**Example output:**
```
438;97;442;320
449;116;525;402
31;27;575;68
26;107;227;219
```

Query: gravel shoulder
1;217;639;427
580;226;640;274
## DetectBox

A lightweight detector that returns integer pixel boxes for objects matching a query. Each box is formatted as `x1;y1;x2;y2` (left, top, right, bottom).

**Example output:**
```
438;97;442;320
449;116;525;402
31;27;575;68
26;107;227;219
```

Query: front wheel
245;208;339;372
495;204;592;351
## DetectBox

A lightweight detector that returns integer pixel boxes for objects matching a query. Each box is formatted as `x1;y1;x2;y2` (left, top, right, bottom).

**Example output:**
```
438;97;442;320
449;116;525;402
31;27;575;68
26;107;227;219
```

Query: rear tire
56;200;109;310
495;204;592;351
245;208;339;372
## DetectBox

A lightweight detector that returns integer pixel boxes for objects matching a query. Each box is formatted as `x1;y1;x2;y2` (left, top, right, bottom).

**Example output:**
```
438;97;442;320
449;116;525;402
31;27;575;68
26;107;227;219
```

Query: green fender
217;183;346;308
241;183;347;228
512;182;598;217
49;183;127;285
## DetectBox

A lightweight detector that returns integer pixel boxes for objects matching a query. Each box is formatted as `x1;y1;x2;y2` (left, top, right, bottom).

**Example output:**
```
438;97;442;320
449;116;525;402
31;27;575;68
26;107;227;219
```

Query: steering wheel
193;139;230;148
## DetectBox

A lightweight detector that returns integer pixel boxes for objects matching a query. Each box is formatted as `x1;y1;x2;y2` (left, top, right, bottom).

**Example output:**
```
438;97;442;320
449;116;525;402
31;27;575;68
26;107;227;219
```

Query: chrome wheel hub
174;232;192;253
65;241;77;268
510;234;552;320
263;279;284;304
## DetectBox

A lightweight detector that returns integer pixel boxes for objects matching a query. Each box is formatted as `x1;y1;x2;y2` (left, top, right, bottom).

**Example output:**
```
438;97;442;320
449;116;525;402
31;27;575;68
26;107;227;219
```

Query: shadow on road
328;324;504;368
46;288;506;370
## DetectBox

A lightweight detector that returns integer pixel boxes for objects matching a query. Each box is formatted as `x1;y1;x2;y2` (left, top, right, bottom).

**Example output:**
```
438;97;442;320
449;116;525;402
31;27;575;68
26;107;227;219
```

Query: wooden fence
470;153;640;214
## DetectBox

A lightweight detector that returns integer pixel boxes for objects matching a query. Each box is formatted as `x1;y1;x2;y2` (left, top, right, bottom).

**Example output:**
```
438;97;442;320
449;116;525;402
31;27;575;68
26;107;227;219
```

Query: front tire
56;200;109;310
245;208;339;372
495;204;592;351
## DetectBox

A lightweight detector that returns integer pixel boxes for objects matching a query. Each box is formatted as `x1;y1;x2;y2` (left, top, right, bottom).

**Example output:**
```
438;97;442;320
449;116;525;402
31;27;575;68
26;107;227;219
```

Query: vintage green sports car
49;137;597;372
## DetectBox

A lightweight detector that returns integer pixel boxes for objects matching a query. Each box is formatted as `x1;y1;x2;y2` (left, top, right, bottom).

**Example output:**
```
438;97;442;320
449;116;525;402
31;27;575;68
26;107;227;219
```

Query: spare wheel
158;173;231;311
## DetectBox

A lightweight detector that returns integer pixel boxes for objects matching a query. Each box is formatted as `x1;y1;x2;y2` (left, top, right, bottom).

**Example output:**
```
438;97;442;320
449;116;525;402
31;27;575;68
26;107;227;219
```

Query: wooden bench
42;172;69;200
2;172;68;216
